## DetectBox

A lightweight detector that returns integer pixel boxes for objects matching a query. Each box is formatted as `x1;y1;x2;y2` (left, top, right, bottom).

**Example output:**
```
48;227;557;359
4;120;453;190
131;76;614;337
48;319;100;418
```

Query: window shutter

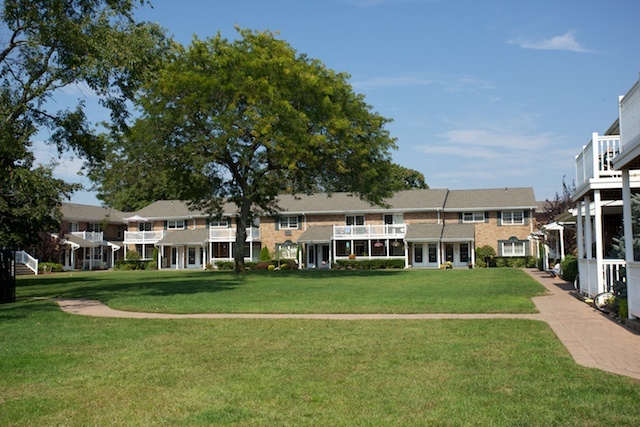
275;217;280;230
497;241;503;256
163;221;167;230
485;212;489;223
524;210;529;225
497;212;502;227
459;213;463;224
298;216;303;230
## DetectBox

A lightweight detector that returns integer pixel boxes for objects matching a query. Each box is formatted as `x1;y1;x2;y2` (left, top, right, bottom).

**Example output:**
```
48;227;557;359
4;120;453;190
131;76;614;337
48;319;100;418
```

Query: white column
585;196;593;259
404;242;409;268
594;190;604;293
559;228;565;260
577;201;584;260
622;169;634;263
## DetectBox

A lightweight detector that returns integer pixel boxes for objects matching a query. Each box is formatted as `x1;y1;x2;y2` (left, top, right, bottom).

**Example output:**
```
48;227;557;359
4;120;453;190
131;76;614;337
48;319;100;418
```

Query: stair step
15;263;36;276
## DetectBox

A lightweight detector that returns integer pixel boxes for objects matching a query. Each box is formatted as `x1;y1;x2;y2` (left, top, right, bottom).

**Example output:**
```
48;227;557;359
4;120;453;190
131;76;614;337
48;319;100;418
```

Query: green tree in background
94;28;399;272
0;0;165;246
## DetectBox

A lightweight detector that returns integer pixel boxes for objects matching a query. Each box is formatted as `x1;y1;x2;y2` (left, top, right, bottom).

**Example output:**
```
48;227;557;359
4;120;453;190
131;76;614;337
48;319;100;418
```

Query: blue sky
38;0;640;205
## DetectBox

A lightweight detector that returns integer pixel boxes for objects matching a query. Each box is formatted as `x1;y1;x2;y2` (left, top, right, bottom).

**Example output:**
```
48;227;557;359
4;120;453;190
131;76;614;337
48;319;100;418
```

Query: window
167;220;185;230
384;214;404;224
212;242;230;258
501;211;524;225
188;247;196;265
354;240;367;256
346;215;365;226
389;239;404;256
501;240;527;256
87;223;102;232
138;222;152;231
276;241;297;259
428;244;437;263
279;216;298;230
336;241;350;257
209;218;229;228
463;212;485;223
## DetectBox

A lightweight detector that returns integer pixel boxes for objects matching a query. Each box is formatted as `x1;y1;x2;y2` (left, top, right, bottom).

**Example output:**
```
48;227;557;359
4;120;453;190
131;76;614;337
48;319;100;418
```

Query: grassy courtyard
2;269;639;426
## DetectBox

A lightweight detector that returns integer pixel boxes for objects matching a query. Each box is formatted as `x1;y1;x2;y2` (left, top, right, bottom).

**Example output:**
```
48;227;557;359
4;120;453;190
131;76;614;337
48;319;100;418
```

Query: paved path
525;268;640;381
54;268;640;381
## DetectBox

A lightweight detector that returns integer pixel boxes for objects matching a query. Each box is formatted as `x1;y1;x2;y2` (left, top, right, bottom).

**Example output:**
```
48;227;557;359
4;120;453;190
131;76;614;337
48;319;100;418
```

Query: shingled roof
443;187;536;211
275;189;449;214
61;203;126;223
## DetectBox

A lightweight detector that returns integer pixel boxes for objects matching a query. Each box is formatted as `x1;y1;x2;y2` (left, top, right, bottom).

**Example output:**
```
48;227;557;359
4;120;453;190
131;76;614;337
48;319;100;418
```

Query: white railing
15;250;38;275
578;258;625;297
333;224;407;239
209;227;260;242
619;80;640;153
627;262;640;318
71;231;103;243
123;230;165;244
575;134;621;187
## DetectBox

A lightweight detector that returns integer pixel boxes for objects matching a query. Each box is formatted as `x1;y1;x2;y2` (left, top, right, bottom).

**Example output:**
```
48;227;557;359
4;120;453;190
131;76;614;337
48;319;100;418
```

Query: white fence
209;228;260;241
123;230;165;244
71;231;103;243
578;258;625;297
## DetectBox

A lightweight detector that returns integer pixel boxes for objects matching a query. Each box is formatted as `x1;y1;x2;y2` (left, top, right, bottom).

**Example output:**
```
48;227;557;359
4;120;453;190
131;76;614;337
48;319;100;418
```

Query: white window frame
167;220;185;230
276;242;297;259
501;210;524;225
463;212;485;223
346;215;365;226
209;219;229;228
279;216;298;230
501;241;526;256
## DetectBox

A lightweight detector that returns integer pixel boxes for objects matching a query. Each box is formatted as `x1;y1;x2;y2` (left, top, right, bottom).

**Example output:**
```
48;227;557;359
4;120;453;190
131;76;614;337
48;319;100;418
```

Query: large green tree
0;0;165;246
98;28;399;272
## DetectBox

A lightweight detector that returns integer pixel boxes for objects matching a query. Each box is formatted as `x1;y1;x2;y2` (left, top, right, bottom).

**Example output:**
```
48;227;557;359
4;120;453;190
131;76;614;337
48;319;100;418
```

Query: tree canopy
0;0;165;247
92;28;400;272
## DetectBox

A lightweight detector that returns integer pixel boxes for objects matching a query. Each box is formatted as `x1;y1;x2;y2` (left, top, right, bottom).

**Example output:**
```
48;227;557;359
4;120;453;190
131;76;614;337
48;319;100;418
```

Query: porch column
471;240;475;266
622;169;634;264
577;200;584;260
594;190;604;293
559;228;565;260
584;195;593;259
158;245;162;270
404;242;409;268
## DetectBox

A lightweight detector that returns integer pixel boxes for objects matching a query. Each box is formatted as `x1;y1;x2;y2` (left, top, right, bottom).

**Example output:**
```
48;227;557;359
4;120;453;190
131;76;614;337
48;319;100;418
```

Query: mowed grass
17;268;545;314
1;299;639;426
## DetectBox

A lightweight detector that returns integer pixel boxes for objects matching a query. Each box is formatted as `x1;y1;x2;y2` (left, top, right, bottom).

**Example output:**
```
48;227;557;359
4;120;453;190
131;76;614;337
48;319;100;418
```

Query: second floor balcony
71;231;103;243
124;230;165;244
333;224;407;240
209;227;260;242
575;132;621;189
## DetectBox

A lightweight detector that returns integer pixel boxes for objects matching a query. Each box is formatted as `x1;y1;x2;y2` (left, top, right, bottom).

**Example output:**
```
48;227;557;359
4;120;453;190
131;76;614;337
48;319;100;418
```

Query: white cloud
508;31;592;53
352;73;495;93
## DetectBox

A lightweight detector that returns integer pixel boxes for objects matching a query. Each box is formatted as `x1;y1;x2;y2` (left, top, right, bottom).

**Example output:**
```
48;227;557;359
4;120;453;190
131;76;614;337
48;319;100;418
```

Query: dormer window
166;220;185;230
501;211;524;225
462;212;485;223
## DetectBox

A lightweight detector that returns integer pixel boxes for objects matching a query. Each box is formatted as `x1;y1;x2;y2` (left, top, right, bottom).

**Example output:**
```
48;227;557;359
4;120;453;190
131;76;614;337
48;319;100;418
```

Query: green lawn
4;269;639;426
17;268;545;314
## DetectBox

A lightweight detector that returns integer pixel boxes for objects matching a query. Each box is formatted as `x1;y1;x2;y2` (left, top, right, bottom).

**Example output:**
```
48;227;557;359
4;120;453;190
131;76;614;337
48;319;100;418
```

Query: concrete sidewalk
54;268;640;381
525;268;640;381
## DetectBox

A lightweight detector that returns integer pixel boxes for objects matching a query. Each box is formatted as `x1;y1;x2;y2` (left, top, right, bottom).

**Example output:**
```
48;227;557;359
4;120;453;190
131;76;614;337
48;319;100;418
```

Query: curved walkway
54;268;640;381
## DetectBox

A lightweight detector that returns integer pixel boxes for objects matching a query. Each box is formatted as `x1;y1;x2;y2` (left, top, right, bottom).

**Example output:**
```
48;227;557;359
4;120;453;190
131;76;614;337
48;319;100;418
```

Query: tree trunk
233;198;252;273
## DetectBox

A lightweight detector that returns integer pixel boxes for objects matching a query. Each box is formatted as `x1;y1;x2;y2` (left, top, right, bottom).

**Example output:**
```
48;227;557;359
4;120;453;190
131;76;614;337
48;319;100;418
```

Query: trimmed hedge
38;262;64;273
214;261;259;270
560;255;578;282
114;260;155;270
334;259;405;270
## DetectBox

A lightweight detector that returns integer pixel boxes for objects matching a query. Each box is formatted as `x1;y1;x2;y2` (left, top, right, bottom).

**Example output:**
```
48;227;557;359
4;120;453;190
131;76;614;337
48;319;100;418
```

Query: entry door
414;244;424;264
308;245;316;268
445;244;455;263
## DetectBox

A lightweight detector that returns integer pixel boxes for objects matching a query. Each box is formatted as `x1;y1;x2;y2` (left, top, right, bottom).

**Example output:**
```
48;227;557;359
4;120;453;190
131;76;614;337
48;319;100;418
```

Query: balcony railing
71;231;103;243
578;258;625;297
209;227;260;242
575;133;621;187
333;224;407;239
123;230;165;244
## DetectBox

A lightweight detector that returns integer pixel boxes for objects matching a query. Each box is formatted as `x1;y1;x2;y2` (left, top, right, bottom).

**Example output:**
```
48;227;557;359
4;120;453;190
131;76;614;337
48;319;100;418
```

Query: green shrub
38;262;64;273
267;264;275;271
475;245;496;267
126;250;141;261
560;255;578;282
115;259;149;270
335;259;405;270
215;261;235;270
259;247;271;262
